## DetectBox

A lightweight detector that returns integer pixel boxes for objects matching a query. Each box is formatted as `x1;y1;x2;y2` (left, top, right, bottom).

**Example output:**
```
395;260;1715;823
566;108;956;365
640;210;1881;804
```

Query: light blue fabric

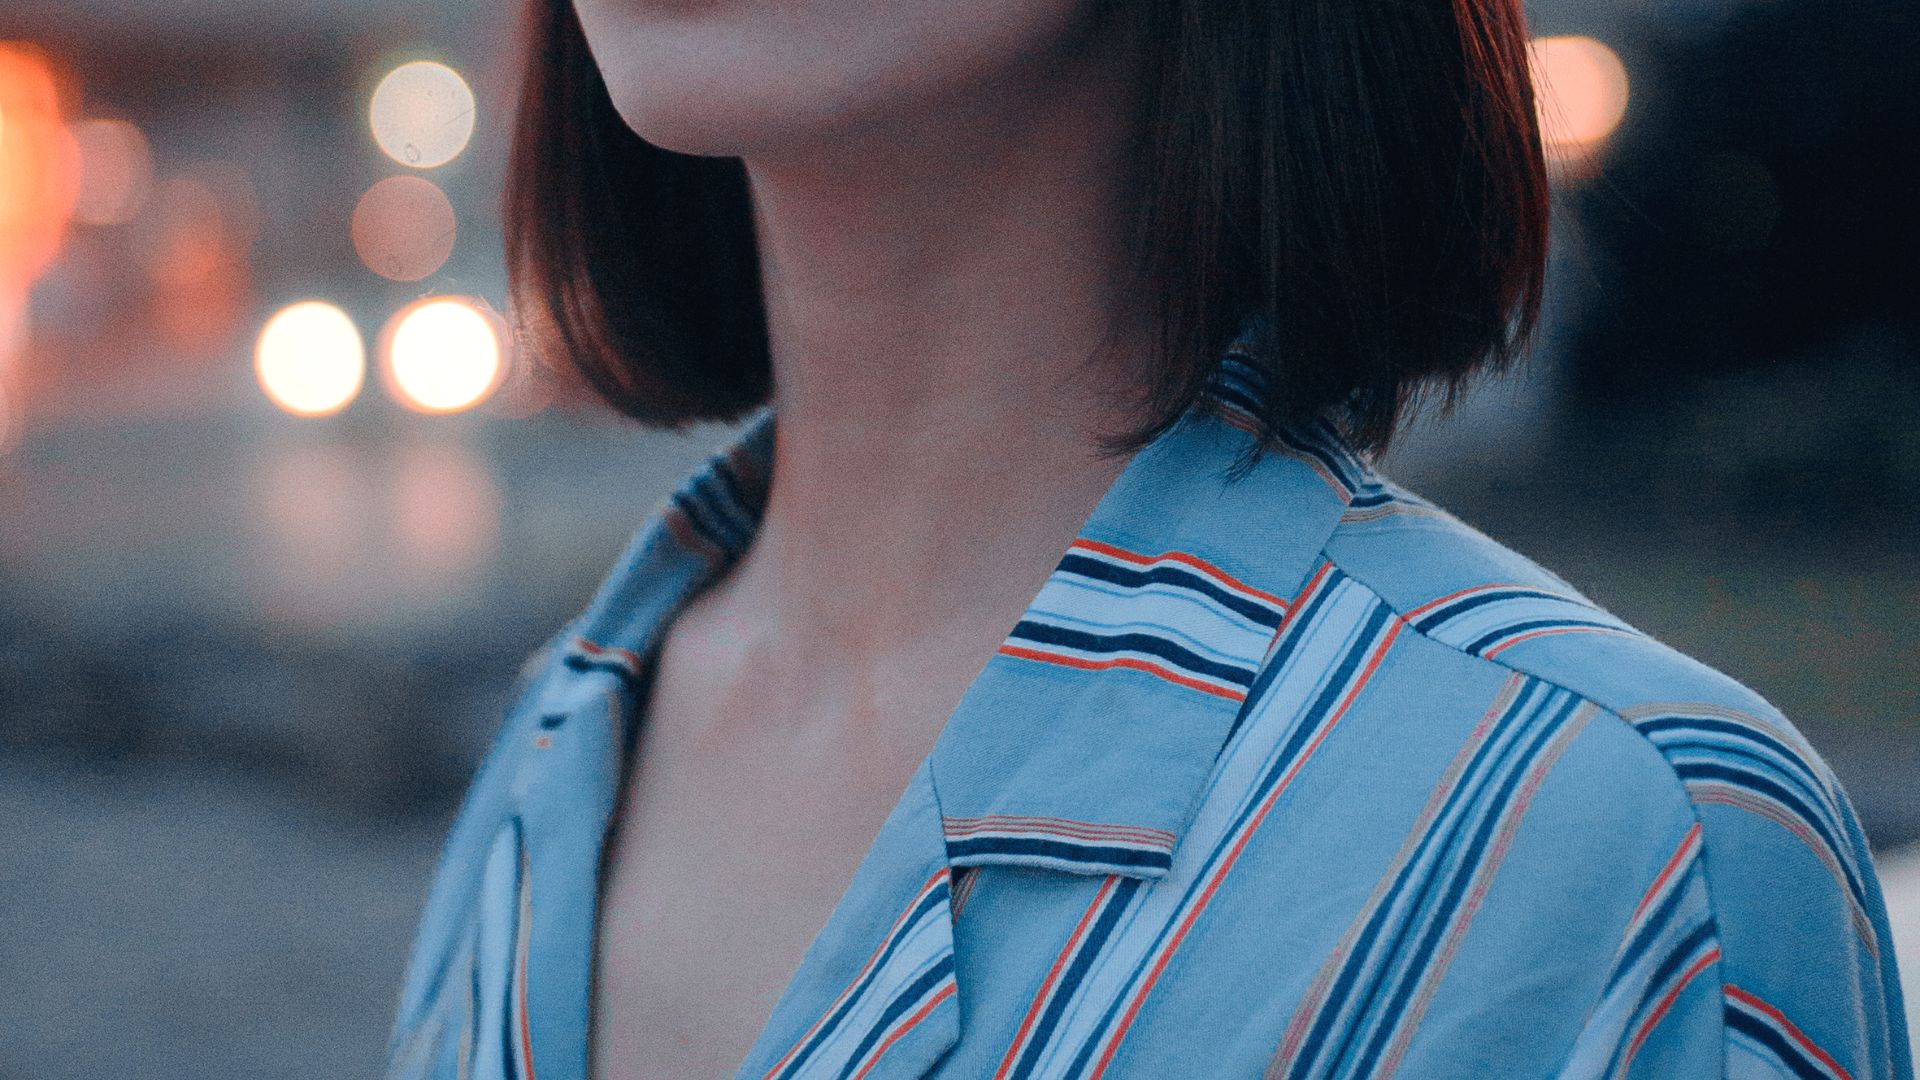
388;327;1912;1080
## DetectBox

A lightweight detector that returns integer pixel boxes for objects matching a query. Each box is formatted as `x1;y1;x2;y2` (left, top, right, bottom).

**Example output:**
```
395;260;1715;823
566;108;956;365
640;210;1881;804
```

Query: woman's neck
718;14;1156;678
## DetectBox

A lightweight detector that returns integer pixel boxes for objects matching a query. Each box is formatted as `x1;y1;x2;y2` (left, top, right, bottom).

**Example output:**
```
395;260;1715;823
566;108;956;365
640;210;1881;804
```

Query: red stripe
1069;538;1289;609
1628;823;1703;930
515;871;537;1080
1628;824;1703;925
571;636;641;671
662;507;729;571
850;981;958;1080
994;876;1124;1080
1087;617;1405;1079
1726;984;1854;1080
996;645;1245;701
1620;946;1721;1073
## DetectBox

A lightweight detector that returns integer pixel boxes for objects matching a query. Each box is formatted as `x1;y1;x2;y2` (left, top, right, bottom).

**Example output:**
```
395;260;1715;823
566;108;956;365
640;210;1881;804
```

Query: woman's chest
586;693;939;1080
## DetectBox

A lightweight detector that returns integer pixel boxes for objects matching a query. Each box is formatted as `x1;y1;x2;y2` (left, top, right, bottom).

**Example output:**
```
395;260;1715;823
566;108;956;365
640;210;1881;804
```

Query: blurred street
1;0;1914;1075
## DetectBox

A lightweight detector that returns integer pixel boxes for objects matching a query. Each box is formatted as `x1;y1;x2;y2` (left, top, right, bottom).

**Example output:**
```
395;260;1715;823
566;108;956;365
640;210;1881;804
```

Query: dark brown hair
505;0;1548;456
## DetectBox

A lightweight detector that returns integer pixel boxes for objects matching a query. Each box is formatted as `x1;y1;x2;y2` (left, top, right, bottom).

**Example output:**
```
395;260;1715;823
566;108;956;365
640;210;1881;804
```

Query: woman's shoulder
1320;473;1793;735
1289;471;1909;1078
1311;469;1849;836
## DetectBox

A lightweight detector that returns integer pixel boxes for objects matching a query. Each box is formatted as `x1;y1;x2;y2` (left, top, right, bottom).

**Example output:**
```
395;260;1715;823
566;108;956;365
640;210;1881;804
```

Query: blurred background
0;0;1914;1076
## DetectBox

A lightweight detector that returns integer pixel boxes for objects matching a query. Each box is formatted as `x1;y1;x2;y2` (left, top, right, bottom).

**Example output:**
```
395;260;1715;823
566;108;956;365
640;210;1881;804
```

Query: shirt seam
1317;544;1733;1078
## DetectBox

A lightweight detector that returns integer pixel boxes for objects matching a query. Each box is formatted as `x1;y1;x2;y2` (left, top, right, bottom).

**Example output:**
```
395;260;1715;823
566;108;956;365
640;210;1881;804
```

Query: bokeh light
382;297;506;414
142;176;226;286
182;159;262;250
368;61;474;169
392;440;502;579
255;301;365;417
71;118;152;226
139;164;259;351
0;376;18;461
0;42;81;292
1528;35;1631;165
351;175;456;282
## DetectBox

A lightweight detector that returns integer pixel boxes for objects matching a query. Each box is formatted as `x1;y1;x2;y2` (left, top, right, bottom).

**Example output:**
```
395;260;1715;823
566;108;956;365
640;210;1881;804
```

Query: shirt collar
557;315;1367;882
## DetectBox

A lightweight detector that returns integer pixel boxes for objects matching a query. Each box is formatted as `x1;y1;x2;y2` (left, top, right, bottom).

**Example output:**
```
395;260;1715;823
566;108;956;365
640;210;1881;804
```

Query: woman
388;0;1912;1075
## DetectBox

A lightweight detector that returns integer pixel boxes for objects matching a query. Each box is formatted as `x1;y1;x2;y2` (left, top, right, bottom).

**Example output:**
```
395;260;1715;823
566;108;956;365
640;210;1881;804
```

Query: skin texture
575;0;1159;1074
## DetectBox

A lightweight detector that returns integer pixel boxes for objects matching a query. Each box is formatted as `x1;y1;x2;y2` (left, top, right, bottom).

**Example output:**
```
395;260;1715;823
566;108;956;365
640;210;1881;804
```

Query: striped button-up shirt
387;328;1912;1080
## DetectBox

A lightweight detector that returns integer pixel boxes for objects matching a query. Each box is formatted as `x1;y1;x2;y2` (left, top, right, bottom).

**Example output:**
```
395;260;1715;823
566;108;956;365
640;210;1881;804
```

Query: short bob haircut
505;0;1548;458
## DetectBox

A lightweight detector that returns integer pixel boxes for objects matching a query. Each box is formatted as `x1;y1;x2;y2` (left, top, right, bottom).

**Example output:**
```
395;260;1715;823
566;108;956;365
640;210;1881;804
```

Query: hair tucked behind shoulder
504;0;1549;457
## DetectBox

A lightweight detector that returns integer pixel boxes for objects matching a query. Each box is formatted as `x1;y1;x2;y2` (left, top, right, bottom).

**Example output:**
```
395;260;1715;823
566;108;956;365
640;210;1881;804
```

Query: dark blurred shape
1555;0;1920;538
1566;0;1919;400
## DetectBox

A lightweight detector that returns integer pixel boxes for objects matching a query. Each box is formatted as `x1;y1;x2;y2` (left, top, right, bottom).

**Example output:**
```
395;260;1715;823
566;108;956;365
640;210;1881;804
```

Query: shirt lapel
501;313;1370;1079
925;351;1364;886
737;760;963;1080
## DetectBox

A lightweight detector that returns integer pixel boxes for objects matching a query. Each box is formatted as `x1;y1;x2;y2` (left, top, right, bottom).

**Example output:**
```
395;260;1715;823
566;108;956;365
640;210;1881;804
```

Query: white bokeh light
383;297;504;414
369;60;476;169
255;301;365;417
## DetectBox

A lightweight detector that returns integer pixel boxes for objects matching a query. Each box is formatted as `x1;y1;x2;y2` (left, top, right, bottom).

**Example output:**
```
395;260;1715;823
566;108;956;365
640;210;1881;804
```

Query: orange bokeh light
71;117;152;226
1528;35;1630;169
0;41;81;292
351;175;456;282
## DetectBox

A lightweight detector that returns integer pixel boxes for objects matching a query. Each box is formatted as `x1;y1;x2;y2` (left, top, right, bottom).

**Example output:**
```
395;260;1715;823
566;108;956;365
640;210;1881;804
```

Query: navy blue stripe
1056;552;1285;628
1273;426;1358;495
1317;685;1569;1074
772;881;951;1079
832;955;957;1080
1308;416;1369;482
708;451;766;529
945;837;1172;872
1725;1000;1832;1080
1410;588;1587;635
669;488;744;554
1671;761;1867;912
1068;599;1399;1080
1209;380;1264;418
1636;716;1835;821
1657;738;1838;840
1600;922;1719;1078
1220;566;1344;746
688;467;757;546
1607;858;1696;994
467;926;483;1077
499;817;525;1080
1286;678;1556;1080
1462;618;1624;657
1345;691;1584;1072
1007;877;1145;1080
1639;921;1716;1018
561;655;640;684
1008;621;1255;689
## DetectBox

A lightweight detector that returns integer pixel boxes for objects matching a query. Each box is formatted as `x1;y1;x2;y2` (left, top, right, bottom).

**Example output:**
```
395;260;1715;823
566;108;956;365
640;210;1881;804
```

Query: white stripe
1421;594;1630;652
1033;573;1277;655
470;826;519;1080
1003;635;1249;696
1029;581;1389;1076
1067;546;1285;620
804;902;954;1072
